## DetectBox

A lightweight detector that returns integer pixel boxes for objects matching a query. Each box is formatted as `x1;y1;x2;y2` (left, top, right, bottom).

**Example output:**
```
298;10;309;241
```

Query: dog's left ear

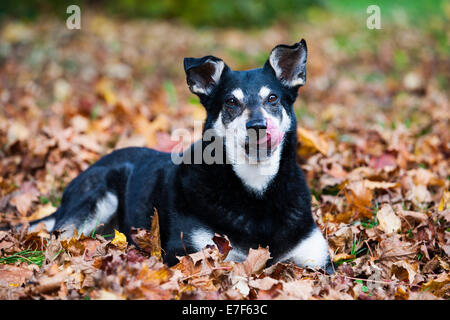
184;55;226;96
265;39;307;88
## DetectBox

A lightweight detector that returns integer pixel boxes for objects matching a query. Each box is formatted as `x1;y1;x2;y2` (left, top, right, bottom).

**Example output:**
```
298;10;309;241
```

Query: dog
28;39;334;273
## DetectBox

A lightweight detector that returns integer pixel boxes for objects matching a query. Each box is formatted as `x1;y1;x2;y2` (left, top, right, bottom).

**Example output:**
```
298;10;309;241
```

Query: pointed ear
265;39;307;88
184;56;226;96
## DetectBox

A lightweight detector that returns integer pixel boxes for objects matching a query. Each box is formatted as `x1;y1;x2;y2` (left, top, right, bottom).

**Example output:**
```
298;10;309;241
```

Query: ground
0;10;449;300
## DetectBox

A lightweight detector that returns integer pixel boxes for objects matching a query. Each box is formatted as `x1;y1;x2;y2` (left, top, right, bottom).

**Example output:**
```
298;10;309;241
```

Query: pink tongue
257;118;284;146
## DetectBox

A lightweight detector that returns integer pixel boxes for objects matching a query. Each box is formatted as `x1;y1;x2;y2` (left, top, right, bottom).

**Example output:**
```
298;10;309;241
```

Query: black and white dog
29;39;333;273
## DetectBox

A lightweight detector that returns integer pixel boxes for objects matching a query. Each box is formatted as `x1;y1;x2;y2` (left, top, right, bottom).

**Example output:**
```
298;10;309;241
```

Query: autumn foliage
0;11;449;300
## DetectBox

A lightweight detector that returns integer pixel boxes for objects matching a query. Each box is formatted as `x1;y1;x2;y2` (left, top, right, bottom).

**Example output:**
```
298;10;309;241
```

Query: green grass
354;279;371;296
360;203;380;229
350;234;367;256
39;192;62;208
0;249;45;267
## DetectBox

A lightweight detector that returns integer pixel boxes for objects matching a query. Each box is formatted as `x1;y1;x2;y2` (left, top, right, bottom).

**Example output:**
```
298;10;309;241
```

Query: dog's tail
28;212;58;232
0;210;58;232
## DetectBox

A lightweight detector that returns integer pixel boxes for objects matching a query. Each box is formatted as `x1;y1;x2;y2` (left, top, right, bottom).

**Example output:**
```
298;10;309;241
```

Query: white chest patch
231;148;281;195
280;227;329;268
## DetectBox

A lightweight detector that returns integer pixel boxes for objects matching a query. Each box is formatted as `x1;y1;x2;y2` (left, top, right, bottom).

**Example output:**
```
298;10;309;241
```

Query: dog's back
30;147;173;237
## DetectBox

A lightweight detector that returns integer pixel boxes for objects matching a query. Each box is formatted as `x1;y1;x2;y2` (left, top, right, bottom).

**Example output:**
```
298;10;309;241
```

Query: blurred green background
0;0;447;27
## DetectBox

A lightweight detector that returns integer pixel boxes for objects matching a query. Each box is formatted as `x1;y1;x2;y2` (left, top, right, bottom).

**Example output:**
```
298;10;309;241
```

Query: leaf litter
0;12;449;299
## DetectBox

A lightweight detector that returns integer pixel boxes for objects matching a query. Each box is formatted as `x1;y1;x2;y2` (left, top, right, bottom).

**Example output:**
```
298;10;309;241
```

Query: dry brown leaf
377;204;401;234
249;277;279;290
0;265;33;288
390;261;418;284
377;235;417;261
396;208;428;222
328;226;353;251
297;127;329;156
27;203;56;222
345;180;373;218
36;269;70;293
363;180;400;190
133;114;170;147
130;209;162;259
420;273;450;298
278;279;314;299
234;247;271;277
9;183;40;216
212;234;232;259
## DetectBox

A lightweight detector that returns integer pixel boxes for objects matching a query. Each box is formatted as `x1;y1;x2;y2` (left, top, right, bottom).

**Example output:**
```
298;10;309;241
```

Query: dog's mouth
244;124;285;161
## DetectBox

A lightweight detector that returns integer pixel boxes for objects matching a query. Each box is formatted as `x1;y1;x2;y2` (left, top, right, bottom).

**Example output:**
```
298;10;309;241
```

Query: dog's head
184;39;307;164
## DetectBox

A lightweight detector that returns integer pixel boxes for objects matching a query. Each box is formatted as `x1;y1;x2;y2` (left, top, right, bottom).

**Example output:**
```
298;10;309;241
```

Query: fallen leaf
27;203;56;222
212;234;232;259
391;261;417;284
130;209;161;259
234;247;271;277
377;204;401;234
438;190;449;211
363;180;400;190
420;273;450;298
111;229;127;251
0;265;33;287
278;279;314;299
9;183;40;216
249;277;279;290
297;127;329;156
333;253;355;263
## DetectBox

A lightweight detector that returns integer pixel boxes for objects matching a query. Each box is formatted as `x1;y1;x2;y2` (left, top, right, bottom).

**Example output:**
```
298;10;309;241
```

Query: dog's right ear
184;56;226;96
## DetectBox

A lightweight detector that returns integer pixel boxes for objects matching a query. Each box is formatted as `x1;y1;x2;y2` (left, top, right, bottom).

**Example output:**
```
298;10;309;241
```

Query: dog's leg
53;191;119;238
281;227;334;273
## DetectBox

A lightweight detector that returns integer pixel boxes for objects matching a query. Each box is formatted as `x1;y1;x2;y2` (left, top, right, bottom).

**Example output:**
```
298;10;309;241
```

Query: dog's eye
267;94;278;104
225;98;238;107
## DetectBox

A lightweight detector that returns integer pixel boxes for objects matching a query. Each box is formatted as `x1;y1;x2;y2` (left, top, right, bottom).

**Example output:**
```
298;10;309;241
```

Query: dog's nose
246;118;267;131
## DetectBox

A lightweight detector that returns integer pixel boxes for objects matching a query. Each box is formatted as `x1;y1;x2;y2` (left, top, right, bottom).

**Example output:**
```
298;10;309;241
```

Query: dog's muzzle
244;118;284;160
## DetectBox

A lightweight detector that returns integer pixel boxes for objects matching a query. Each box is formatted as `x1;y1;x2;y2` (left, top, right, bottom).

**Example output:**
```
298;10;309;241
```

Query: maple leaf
234;247;271;277
130;209;162;259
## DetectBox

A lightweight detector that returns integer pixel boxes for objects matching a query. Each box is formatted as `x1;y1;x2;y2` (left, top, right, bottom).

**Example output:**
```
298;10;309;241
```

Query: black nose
246;118;267;131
